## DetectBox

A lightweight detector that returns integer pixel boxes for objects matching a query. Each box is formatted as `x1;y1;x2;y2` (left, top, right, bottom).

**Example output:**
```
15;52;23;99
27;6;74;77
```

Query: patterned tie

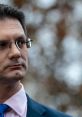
0;104;9;117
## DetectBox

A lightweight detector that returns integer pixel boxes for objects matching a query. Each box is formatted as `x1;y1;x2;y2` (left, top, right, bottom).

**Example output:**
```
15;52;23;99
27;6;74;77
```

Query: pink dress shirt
4;84;27;117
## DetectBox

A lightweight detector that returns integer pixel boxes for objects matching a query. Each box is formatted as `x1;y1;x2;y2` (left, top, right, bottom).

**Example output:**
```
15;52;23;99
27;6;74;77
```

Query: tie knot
0;104;9;114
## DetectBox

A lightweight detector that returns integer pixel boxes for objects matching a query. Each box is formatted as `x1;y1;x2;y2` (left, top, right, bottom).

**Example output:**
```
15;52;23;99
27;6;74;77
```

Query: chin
4;71;25;81
11;73;24;79
0;69;26;84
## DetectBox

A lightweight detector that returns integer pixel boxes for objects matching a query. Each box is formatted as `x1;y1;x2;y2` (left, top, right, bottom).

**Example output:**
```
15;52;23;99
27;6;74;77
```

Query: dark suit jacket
26;95;71;117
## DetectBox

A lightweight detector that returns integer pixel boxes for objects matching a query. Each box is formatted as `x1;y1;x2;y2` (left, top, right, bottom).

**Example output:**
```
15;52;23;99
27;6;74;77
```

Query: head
0;4;27;35
0;4;31;84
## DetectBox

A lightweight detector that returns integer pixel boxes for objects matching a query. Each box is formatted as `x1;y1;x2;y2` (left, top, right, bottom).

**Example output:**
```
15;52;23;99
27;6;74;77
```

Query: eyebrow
0;35;27;41
0;39;10;42
15;35;27;40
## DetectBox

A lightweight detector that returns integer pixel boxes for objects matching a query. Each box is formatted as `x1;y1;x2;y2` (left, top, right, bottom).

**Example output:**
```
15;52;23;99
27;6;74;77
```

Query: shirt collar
4;84;27;116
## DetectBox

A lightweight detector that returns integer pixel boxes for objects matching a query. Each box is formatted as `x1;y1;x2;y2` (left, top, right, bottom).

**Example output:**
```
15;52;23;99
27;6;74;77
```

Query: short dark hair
0;4;27;35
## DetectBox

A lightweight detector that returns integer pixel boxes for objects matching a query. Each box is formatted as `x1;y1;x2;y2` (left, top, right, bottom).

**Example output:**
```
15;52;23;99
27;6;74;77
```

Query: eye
16;37;26;49
0;40;9;50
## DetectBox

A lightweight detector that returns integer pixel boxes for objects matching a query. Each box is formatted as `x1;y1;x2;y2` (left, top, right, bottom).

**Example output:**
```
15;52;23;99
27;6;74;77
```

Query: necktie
0;104;9;117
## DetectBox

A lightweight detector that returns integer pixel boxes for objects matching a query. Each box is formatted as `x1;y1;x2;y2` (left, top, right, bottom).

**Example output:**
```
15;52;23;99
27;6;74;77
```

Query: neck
0;81;22;103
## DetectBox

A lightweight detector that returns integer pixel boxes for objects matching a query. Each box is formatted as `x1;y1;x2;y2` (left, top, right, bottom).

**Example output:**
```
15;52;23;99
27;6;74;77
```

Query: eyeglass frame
0;38;32;52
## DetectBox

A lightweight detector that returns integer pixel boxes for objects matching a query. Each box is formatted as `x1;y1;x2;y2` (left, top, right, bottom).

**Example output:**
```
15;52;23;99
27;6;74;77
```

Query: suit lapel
26;95;46;117
27;106;42;117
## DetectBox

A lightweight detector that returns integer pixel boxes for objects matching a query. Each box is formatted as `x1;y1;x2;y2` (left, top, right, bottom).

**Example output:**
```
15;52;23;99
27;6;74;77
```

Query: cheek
22;51;28;64
0;53;7;63
0;54;8;71
23;49;28;59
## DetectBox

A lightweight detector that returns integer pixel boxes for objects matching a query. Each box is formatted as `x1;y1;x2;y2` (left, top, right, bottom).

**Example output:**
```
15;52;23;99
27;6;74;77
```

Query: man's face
0;18;28;83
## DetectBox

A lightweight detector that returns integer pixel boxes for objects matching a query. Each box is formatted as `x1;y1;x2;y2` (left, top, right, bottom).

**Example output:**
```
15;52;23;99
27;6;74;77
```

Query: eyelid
0;40;10;50
16;36;26;41
0;40;10;46
0;40;10;42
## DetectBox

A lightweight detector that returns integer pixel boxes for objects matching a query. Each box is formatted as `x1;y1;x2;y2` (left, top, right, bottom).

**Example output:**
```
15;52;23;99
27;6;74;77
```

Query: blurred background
1;0;82;116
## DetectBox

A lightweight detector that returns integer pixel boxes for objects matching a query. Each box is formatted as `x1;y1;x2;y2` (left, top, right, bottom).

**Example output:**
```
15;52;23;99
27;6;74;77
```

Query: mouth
7;64;24;70
4;61;27;72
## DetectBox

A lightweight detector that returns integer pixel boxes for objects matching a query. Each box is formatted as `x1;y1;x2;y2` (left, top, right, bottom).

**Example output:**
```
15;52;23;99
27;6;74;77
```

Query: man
0;4;71;117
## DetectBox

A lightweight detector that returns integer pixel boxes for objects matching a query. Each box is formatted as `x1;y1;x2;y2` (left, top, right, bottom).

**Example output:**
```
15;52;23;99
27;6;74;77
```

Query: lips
9;64;22;67
5;63;25;70
7;64;23;70
4;61;27;71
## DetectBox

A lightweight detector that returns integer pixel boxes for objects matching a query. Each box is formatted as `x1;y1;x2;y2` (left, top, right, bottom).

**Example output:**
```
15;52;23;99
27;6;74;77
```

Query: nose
8;43;21;59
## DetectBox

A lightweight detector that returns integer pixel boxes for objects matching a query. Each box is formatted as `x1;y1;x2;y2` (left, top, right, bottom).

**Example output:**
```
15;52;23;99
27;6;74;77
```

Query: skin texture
0;18;28;102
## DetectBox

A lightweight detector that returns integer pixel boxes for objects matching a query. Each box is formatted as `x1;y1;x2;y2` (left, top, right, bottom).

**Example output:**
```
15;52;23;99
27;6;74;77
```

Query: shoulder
42;105;71;117
27;95;72;117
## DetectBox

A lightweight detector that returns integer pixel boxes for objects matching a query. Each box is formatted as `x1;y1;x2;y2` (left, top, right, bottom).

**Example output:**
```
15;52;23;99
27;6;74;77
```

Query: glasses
0;38;32;51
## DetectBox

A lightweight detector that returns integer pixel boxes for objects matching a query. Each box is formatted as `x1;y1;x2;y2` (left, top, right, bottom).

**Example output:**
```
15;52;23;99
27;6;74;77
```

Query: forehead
0;18;25;39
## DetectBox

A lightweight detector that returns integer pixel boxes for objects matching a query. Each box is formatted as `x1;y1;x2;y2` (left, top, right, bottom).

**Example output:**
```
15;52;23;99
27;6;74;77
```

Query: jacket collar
26;95;46;117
